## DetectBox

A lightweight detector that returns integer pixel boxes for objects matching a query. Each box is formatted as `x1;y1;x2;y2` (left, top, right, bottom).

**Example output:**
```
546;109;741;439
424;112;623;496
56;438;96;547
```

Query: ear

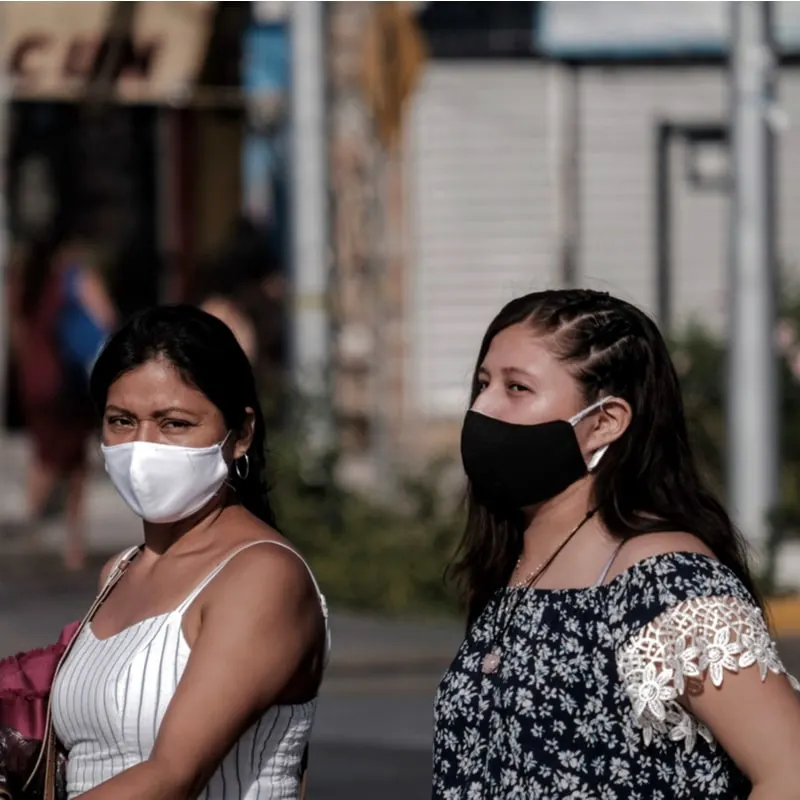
232;407;256;461
585;397;632;454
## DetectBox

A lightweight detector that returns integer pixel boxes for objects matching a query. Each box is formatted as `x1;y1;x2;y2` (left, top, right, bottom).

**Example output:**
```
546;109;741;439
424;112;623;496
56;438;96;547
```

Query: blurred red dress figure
8;237;116;571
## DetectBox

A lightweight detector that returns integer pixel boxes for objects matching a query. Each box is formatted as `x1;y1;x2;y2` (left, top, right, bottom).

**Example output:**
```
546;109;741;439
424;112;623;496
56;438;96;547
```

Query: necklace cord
489;507;599;653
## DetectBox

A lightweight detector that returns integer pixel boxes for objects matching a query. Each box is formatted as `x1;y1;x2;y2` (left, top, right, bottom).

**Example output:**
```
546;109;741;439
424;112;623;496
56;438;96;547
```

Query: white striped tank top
51;540;329;800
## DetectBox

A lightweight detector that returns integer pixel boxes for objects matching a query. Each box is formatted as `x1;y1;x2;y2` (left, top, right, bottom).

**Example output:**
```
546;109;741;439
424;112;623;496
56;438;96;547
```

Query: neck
142;491;231;556
521;477;596;556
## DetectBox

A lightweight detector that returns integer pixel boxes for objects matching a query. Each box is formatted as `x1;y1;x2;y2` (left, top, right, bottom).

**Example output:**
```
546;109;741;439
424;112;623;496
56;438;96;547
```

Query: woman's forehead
106;359;212;410
482;326;559;371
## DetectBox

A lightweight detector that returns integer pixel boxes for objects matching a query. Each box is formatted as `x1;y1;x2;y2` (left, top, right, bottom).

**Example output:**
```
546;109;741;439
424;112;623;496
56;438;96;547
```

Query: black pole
764;3;779;307
655;122;672;335
561;65;581;287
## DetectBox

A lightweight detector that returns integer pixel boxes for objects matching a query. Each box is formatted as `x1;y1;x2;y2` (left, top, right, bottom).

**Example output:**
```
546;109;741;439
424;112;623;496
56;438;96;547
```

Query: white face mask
101;435;231;524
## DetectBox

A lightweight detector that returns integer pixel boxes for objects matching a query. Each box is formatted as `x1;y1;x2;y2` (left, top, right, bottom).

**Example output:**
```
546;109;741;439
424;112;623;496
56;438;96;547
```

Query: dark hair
450;288;759;623
90;304;278;528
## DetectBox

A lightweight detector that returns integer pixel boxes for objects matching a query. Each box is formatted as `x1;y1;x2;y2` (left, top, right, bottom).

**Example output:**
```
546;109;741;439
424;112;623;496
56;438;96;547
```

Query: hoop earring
235;453;250;480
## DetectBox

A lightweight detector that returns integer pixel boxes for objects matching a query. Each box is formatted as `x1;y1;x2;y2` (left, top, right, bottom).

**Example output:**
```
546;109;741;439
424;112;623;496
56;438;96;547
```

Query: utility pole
728;1;779;558
289;1;332;468
0;2;10;431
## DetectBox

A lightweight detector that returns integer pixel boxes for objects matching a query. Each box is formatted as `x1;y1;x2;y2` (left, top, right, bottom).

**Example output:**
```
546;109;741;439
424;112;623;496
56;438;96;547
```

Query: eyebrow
105;405;200;418
503;367;536;380
479;366;537;381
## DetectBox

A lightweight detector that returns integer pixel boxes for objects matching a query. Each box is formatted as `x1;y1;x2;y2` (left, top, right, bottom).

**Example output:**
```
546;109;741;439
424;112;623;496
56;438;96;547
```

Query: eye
162;419;192;430
106;415;133;428
508;383;531;394
475;379;489;393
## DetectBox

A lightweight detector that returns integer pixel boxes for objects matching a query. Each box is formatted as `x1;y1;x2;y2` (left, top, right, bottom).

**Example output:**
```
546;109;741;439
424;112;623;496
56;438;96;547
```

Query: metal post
0;3;10;430
655;122;672;335
561;65;580;288
289;2;332;462
728;1;778;556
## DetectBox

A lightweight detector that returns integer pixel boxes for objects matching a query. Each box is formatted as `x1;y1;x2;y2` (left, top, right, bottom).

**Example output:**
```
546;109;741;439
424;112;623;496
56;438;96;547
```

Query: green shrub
265;428;463;616
672;297;800;594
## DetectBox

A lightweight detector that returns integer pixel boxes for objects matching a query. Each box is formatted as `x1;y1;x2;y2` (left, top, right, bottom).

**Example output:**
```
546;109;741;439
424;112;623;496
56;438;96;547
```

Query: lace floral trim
617;595;800;752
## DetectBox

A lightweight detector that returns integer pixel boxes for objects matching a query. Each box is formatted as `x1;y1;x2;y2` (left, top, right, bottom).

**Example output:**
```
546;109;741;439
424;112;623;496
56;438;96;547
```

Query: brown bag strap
299;744;309;800
24;546;141;799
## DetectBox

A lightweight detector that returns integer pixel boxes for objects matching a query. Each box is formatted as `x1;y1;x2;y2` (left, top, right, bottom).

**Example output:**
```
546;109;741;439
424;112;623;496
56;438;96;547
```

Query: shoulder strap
594;540;626;587
25;545;141;796
102;546;141;590
175;540;330;660
176;540;327;618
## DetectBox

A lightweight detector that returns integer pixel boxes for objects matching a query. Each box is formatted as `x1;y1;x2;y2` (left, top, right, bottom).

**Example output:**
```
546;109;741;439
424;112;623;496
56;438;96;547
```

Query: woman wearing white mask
50;305;328;800
433;289;800;799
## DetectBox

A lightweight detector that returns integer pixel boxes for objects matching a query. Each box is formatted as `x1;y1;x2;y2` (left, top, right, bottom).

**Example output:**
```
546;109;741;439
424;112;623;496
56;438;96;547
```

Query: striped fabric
51;541;328;799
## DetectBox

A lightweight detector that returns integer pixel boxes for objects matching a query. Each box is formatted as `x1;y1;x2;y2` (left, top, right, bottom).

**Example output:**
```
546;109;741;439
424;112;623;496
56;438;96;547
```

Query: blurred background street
3;1;800;797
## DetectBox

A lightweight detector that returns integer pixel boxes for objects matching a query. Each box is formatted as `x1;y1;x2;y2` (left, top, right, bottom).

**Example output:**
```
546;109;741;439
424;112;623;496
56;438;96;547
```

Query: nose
135;421;162;444
471;386;504;417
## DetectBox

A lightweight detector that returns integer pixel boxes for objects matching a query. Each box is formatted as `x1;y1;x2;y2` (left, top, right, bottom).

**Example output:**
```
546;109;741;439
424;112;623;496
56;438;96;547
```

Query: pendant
482;649;501;674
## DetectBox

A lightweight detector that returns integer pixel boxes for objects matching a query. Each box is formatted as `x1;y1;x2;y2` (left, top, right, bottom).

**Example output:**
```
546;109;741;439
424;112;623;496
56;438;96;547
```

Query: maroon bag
0;624;80;800
0;548;139;800
0;623;80;741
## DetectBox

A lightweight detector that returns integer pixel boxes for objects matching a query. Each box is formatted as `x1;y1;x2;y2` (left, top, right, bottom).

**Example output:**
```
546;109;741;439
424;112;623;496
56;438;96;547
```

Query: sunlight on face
471;323;586;426
103;357;228;447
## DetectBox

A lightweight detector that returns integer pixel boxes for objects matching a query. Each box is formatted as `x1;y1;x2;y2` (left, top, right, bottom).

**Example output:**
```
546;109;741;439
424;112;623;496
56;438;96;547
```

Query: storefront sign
2;1;214;102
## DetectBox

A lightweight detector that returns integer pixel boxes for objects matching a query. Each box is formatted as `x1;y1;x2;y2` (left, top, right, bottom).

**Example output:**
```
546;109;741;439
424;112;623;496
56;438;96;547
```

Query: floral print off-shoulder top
432;552;799;800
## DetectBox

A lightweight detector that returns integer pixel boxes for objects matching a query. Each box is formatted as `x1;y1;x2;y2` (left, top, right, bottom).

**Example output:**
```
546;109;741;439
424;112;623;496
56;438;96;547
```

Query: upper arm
689;645;800;787
147;548;323;793
617;592;800;783
77;269;116;331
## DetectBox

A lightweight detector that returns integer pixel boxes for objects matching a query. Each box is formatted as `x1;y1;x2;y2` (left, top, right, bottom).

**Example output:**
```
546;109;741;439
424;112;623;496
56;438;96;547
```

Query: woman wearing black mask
433;289;800;799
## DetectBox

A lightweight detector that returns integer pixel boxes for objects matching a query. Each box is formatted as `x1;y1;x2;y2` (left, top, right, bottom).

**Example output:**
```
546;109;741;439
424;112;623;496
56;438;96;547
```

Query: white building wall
405;62;800;419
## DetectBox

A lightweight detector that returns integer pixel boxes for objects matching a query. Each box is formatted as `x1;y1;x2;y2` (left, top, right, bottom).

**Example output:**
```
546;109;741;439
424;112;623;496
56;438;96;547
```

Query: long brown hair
449;289;759;625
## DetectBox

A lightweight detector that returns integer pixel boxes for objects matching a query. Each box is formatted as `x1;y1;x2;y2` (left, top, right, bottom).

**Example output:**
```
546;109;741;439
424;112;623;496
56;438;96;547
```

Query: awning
2;1;219;105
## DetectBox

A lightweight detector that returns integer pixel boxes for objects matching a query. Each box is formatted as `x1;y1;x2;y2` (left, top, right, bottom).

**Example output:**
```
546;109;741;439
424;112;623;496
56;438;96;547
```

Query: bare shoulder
210;537;319;613
608;531;716;580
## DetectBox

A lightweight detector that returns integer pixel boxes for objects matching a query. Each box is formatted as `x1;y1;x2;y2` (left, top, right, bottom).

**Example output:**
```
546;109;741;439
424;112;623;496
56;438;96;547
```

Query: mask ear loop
587;445;609;472
569;396;612;426
570;397;614;472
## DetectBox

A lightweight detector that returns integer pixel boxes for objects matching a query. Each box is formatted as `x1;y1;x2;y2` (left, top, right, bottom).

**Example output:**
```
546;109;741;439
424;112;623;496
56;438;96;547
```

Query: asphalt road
306;743;431;799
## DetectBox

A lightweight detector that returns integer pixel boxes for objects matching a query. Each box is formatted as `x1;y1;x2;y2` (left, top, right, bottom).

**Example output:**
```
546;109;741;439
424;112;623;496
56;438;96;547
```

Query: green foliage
265;427;463;616
671;296;800;594
670;325;728;497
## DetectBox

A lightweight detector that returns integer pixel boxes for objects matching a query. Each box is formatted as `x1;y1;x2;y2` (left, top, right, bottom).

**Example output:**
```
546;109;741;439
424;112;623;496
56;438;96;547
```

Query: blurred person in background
7;232;116;570
195;216;287;422
433;289;800;799
200;293;258;365
49;305;327;799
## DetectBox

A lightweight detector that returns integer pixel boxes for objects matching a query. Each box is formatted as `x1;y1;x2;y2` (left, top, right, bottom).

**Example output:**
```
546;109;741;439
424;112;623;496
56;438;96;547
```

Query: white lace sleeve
617;595;800;752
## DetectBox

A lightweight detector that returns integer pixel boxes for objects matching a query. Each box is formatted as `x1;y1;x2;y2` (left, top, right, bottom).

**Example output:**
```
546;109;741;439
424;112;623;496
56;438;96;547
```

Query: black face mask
460;402;608;511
